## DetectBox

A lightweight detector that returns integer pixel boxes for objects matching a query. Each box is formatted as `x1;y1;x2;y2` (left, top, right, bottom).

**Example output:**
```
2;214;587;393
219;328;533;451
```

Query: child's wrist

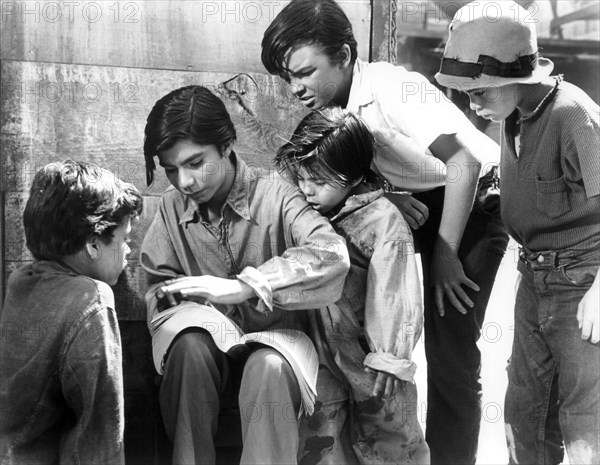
434;238;459;256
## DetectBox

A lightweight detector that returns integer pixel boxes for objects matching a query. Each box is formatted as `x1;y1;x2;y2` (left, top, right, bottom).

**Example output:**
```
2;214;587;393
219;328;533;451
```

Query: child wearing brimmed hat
437;2;600;464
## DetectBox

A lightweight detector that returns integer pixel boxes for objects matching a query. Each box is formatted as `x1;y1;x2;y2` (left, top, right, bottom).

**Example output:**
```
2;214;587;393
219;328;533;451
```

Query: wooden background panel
1;0;372;72
371;0;394;63
1;61;308;193
3;192;32;266
1;60;309;319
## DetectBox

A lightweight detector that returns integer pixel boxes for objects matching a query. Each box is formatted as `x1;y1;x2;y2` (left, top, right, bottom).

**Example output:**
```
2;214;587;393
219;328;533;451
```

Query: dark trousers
159;329;301;465
411;169;509;464
505;248;599;464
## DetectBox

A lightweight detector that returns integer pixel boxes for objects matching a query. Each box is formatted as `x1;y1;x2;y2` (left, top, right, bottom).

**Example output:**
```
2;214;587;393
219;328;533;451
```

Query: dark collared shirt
501;77;600;251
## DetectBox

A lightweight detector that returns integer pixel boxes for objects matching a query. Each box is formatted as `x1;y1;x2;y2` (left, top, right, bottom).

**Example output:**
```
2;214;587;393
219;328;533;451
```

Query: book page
151;302;245;373
150;302;319;416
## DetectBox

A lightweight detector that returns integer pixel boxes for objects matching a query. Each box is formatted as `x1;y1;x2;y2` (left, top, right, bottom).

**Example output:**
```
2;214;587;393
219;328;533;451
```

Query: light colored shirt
323;187;423;382
140;152;350;334
346;59;498;192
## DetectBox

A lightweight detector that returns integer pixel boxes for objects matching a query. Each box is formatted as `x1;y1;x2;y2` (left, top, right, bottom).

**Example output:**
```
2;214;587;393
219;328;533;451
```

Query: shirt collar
347;58;374;110
225;152;252;221
329;185;383;222
179;151;252;225
520;75;562;124
34;260;78;276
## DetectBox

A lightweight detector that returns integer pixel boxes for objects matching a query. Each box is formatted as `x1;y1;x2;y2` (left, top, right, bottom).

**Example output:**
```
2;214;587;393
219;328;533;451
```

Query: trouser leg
504;267;564;465
159;329;228;465
542;258;599;464
238;347;301;465
550;302;599;464
297;363;357;465
411;184;507;465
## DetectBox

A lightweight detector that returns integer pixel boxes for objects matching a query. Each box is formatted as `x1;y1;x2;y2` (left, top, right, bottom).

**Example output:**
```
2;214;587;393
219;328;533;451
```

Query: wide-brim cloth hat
435;1;554;90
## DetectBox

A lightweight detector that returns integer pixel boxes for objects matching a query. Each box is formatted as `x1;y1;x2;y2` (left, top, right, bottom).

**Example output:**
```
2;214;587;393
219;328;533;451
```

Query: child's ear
84;237;100;261
336;44;352;70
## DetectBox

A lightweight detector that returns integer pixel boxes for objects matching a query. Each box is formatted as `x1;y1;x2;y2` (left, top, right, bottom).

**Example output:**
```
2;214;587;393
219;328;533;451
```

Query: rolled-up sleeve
140;171;350;320
362;234;423;383
246;186;350;311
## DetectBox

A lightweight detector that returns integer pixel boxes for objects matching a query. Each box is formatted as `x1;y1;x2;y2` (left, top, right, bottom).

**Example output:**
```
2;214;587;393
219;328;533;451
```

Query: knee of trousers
244;347;294;380
240;347;299;400
239;348;300;423
164;330;221;375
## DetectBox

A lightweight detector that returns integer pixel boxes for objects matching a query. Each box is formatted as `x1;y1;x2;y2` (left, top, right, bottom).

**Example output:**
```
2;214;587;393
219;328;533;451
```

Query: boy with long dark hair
141;85;350;464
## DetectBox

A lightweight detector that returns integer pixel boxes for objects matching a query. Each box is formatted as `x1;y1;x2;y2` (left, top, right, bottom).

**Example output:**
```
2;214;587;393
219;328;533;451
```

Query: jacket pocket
536;175;571;218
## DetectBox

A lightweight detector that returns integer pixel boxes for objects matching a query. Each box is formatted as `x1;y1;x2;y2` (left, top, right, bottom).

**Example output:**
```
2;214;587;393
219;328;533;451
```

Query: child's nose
299;180;314;196
291;80;305;97
469;99;481;111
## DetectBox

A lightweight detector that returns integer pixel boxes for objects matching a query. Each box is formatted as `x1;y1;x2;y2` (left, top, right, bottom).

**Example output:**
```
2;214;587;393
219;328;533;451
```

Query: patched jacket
298;186;429;465
325;186;423;382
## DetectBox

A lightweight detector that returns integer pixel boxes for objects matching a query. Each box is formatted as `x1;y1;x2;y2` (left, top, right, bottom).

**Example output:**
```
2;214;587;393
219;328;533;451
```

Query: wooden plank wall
1;62;314;319
1;0;372;73
0;0;372;313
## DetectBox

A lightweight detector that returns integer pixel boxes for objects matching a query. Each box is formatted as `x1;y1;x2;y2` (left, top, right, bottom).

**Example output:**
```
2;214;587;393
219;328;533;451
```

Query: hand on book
159;276;256;305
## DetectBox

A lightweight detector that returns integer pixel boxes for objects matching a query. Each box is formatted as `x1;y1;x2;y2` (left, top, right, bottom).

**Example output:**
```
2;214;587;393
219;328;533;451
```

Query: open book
150;301;319;416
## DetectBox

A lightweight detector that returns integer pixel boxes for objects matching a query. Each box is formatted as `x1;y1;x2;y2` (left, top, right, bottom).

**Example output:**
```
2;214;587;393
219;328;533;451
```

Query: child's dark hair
24;160;143;261
276;107;376;187
143;85;237;186
261;0;358;78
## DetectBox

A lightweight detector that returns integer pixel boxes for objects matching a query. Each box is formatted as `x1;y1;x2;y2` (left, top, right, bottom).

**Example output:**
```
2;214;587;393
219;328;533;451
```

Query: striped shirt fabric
500;77;600;251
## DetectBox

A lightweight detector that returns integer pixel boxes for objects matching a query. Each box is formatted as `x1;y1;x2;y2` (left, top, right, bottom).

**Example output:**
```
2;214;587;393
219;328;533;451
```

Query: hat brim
435;57;554;90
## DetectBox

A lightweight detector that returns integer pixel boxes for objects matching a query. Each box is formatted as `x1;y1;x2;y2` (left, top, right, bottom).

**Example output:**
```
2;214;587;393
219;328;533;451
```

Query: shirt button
537;255;545;263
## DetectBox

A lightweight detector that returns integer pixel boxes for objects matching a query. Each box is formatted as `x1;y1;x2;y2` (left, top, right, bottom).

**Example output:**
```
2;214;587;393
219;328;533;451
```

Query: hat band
439;53;538;78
